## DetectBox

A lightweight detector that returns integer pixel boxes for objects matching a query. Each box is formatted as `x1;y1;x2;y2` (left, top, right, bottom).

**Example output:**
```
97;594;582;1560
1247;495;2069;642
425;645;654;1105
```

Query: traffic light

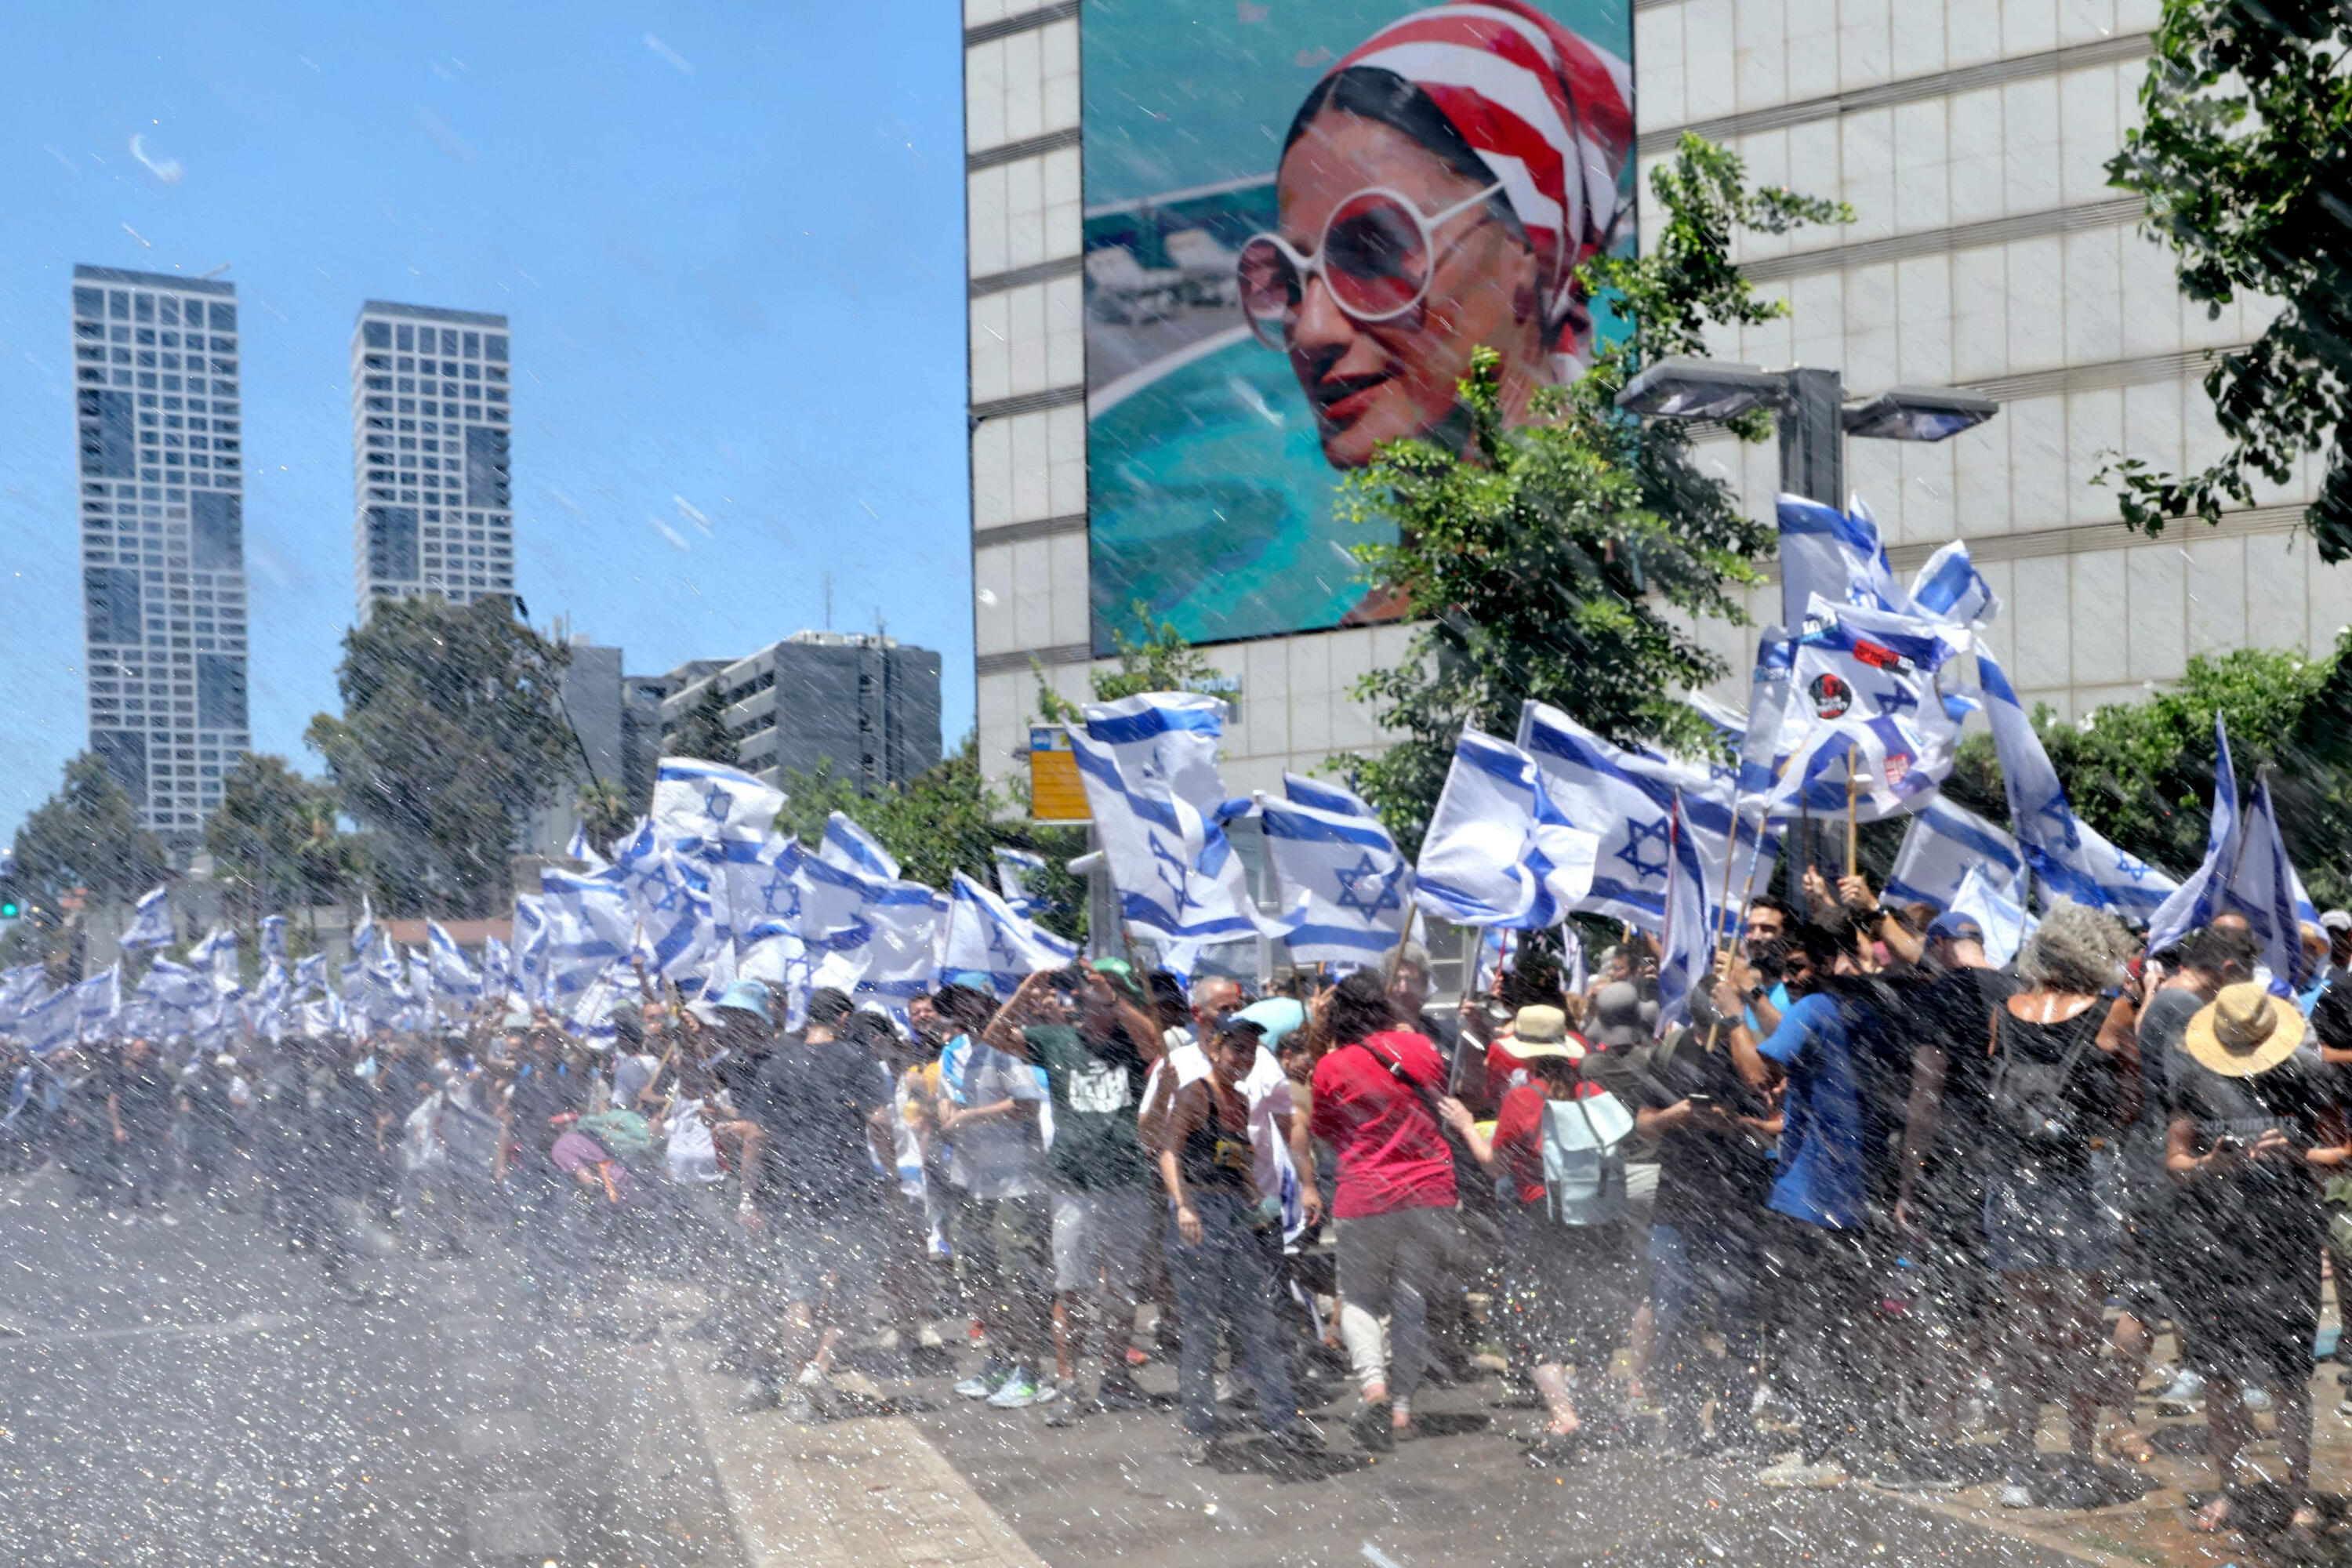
0;879;19;921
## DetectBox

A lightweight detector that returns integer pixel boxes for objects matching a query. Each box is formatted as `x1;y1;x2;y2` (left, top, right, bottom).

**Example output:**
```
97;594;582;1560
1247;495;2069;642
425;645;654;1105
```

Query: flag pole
1844;754;1860;878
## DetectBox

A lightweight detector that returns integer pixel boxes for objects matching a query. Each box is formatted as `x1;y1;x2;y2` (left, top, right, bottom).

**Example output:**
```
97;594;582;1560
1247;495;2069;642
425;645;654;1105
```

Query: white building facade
350;301;515;615
71;265;251;843
964;0;2348;794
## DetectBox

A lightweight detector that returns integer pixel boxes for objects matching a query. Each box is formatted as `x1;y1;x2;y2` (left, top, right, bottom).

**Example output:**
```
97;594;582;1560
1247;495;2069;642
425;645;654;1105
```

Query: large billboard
1082;0;1635;653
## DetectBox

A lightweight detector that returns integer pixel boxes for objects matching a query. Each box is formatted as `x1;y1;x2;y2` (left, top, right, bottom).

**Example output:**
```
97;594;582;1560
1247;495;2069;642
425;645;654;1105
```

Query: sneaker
1094;1374;1153;1412
2241;1383;2274;1414
1758;1453;1848;1490
1349;1398;1396;1454
780;1388;823;1425
1029;1378;1062;1407
955;1359;1011;1400
1998;1472;2034;1509
986;1368;1045;1409
1179;1435;1215;1467
731;1379;782;1415
1043;1403;1083;1428
2154;1367;2205;1416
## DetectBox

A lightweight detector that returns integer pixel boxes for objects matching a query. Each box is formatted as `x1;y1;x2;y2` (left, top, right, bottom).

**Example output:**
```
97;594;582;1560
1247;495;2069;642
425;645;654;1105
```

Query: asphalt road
0;1167;743;1568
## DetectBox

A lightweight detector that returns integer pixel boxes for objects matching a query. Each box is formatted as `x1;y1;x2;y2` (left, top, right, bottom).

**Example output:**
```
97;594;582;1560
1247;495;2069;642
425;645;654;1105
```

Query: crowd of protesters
11;868;2352;1539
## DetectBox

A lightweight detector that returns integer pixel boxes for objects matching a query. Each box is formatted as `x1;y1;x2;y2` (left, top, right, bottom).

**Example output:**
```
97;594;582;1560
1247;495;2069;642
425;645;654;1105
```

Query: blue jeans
1167;1192;1297;1439
1650;1219;1766;1443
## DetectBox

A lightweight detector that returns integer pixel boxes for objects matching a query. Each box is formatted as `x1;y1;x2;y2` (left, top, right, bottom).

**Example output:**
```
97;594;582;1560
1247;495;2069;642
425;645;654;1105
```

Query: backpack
575;1109;656;1163
1538;1091;1634;1227
1985;1007;2103;1158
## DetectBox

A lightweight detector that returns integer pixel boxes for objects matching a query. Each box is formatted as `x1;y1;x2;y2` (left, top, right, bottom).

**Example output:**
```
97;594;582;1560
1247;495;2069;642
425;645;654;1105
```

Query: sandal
2190;1494;2234;1534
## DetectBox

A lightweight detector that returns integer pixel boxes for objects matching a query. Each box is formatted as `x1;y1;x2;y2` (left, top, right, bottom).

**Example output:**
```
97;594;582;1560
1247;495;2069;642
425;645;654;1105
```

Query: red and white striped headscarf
1333;0;1635;372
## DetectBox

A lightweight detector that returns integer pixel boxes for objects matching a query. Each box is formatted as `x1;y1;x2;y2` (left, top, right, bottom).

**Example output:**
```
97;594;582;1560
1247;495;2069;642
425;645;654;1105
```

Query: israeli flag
2225;773;2310;996
1950;864;2038;968
138;956;209;1014
655;756;787;864
427;920;483;1004
540;867;635;999
1908;539;2000;626
4;1065;32;1124
1258;783;1414;965
738;931;812;1026
511;893;550;1003
481;934;515;1001
993;847;1047;916
1414;729;1600;928
1654;794;1713;1035
794;848;880;952
351;893;381;962
565;819;611;871
74;964;120;1039
1068;691;1259;944
942;871;1079;996
1757;597;1968;822
854;880;949;1009
260;915;289;964
820;811;902;881
189;927;241;996
1777;494;1914;625
1282;771;1381;819
1886;798;2024;910
1976;650;2177;918
726;834;806;945
20;987;77;1055
1518;701;1776;938
121;885;174;952
2147;714;2242;956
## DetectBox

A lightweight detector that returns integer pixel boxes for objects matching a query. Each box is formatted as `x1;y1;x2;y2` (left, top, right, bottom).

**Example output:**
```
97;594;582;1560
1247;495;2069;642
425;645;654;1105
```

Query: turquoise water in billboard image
1081;0;1635;654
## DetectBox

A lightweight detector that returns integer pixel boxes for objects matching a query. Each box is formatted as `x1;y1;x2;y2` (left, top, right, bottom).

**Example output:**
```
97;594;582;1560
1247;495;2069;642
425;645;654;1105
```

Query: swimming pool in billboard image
1083;0;1635;654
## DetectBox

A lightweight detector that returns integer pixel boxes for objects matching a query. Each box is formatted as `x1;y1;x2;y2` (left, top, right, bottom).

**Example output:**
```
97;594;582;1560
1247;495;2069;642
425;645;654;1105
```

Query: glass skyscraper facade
71;264;250;843
349;301;514;613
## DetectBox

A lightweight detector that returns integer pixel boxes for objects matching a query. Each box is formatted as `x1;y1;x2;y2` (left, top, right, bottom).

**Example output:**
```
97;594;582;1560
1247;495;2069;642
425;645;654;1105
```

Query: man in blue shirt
1716;923;1878;1488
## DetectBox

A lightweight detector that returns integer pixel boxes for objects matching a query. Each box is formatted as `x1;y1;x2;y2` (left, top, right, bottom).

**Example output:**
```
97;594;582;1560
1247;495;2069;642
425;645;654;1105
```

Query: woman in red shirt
1308;971;1459;1452
1441;1023;1638;1464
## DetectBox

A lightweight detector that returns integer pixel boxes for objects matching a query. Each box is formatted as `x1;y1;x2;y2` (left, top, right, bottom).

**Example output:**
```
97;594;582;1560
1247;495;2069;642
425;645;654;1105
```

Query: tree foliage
11;751;168;913
305;596;575;918
1340;136;1849;851
1946;634;2352;907
575;776;635;858
203;754;353;920
779;734;1087;942
1033;605;1227;724
668;678;740;766
2101;0;2352;560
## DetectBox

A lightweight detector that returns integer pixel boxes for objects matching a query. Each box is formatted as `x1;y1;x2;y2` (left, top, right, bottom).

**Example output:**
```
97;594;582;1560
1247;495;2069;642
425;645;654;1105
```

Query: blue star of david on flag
1872;684;1918;719
2034;791;2082;852
1332;853;1403;917
1614;815;1671;883
645;868;684;913
985;917;1023;965
759;867;799;919
702;783;735;824
1149;833;1192;902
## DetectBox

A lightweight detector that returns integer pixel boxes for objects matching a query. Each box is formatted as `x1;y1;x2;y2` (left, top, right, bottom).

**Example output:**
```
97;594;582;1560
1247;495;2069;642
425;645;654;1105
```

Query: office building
525;637;625;856
71;264;251;843
962;0;2349;800
661;632;942;793
622;659;731;808
350;301;514;614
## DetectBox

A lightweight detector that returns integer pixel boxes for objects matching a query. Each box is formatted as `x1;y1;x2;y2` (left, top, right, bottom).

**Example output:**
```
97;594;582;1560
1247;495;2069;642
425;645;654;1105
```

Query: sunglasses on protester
1236;181;1504;348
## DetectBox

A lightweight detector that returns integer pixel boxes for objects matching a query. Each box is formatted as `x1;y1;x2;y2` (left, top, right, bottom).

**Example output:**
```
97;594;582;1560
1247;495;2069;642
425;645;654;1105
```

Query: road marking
666;1339;1049;1568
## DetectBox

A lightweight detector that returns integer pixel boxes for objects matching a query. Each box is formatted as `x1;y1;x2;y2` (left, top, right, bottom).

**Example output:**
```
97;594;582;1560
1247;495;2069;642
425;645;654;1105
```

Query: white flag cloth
481;934;514;1001
1282;771;1381;818
725;835;806;946
1069;691;1260;944
21;987;78;1054
794;849;880;952
539;868;636;1000
1258;785;1413;966
1777;493;2001;629
1653;795;1711;1035
188;927;242;1000
74;964;121;1039
655;757;787;865
1951;865;2038;967
2147;714;2242;955
121;885;174;951
1518;700;1775;939
854;880;947;1010
1975;649;2178;919
352;893;382;964
942;872;1078;995
426;920;483;1006
260;915;289;964
993;848;1047;916
2224;773;2310;996
1908;538;2001;626
1886;797;2024;911
510;894;550;1004
819;812;902;881
1414;729;1599;928
1755;597;1969;822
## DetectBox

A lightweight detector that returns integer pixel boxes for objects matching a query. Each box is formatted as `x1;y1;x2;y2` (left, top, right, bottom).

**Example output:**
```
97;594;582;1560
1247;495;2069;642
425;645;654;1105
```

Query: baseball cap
2323;909;2352;934
713;978;772;1021
1926;910;1985;942
1233;996;1305;1049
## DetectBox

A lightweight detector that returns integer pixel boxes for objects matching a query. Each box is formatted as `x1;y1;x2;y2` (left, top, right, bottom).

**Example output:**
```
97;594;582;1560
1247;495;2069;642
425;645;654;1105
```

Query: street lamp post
1615;358;1999;505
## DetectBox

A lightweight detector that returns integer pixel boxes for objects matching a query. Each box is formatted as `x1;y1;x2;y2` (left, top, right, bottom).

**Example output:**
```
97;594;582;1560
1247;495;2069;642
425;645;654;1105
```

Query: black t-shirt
2311;982;2352;1056
1025;1022;1152;1191
505;1062;574;1156
1913;966;2021;1163
111;1052;179;1128
748;1034;890;1218
1632;1025;1774;1229
2166;1048;2345;1243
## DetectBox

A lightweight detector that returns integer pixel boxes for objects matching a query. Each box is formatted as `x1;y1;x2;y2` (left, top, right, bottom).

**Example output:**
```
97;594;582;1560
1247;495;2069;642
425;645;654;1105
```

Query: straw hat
1506;1007;1585;1062
2183;982;2307;1078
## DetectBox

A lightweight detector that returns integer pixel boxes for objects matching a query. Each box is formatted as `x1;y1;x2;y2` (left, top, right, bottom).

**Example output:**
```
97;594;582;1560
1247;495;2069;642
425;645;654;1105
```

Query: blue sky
0;1;971;842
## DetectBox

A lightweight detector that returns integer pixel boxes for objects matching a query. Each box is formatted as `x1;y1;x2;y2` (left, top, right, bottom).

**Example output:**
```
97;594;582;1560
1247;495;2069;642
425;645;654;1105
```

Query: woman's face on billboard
1272;111;1545;469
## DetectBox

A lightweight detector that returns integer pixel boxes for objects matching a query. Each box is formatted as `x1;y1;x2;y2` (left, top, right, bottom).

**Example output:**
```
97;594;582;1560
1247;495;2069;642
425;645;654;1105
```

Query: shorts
758;1210;888;1315
952;1190;1053;1297
1051;1188;1152;1300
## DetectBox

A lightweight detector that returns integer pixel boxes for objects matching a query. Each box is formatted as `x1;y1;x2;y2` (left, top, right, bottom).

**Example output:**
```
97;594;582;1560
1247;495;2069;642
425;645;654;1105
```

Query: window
135;293;154;323
364;321;390;349
78;390;136;477
209;303;234;331
191;493;240;570
465;426;510;507
485;333;507;362
366;505;419;579
463;331;479;356
85;566;143;644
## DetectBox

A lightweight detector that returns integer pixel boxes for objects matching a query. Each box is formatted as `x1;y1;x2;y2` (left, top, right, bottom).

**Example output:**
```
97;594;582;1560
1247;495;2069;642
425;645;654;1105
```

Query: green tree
575;776;635;858
1338;136;1849;851
305;595;575;917
2101;1;2352;559
1946;637;2352;907
1033;606;1227;724
12;752;168;913
204;755;341;925
669;678;740;766
779;734;1087;942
